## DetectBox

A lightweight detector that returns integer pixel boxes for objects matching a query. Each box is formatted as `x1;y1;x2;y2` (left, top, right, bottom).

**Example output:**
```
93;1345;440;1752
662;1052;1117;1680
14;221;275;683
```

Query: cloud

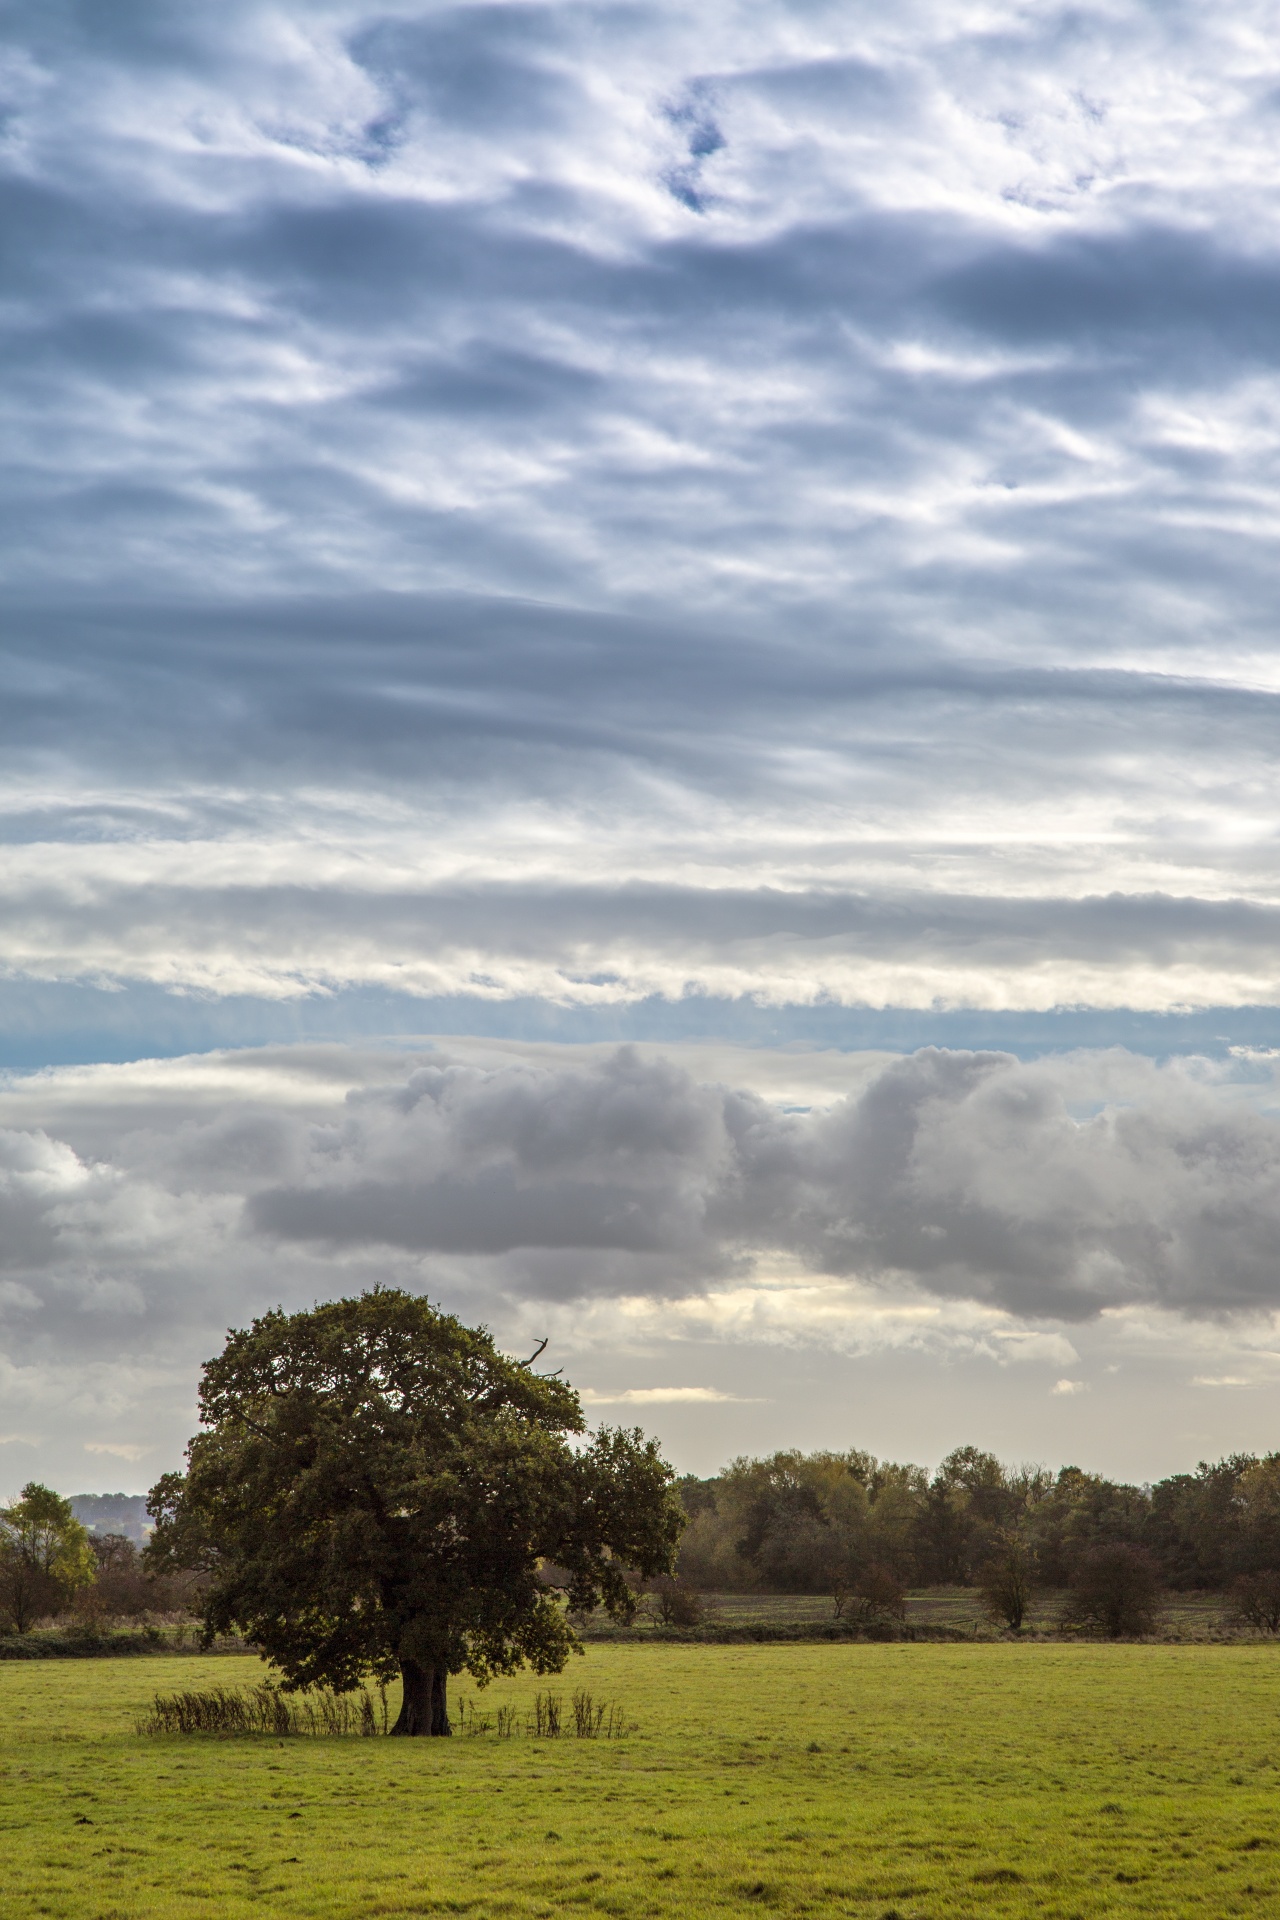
578;1387;752;1404
0;1;1279;1048
233;1044;1280;1324
84;1441;150;1460
4;1038;1280;1479
0;1037;1254;1334
1051;1379;1087;1397
9;2;1280;1479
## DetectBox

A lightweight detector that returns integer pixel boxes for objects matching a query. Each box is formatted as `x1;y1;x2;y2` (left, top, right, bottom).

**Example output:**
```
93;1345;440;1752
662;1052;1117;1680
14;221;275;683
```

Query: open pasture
2;1643;1279;1918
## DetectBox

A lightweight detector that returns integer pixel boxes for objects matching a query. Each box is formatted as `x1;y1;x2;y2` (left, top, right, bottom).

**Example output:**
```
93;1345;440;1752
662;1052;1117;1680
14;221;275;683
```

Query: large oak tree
146;1289;683;1733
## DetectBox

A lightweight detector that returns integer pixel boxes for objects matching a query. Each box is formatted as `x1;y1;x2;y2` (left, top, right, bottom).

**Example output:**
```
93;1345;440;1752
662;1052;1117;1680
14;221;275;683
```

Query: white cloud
1051;1379;1087;1396
578;1387;754;1405
8;2;1280;1482
84;1441;150;1460
0;1;1279;1040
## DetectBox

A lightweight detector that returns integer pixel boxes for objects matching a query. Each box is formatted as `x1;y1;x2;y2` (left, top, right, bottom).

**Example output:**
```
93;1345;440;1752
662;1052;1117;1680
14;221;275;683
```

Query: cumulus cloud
231;1045;1280;1324
6;1038;1280;1343
3;1037;1280;1481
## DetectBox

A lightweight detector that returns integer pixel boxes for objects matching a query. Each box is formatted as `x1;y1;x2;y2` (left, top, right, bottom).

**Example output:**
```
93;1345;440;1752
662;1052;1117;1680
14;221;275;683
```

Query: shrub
1230;1570;1280;1633
1060;1544;1163;1638
834;1563;906;1630
646;1574;707;1627
977;1533;1035;1632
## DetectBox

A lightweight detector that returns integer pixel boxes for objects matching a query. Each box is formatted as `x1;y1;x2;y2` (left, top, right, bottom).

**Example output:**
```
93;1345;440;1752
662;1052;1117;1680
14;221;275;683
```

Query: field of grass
590;1588;1239;1638
4;1642;1280;1918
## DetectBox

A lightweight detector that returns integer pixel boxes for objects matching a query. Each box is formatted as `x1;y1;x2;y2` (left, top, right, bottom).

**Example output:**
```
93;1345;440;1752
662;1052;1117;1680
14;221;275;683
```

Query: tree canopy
0;1482;95;1632
675;1443;1280;1627
147;1288;684;1732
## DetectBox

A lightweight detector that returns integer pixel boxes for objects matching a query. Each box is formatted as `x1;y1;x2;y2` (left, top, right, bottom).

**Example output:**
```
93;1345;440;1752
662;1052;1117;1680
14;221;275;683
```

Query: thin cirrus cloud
578;1388;754;1405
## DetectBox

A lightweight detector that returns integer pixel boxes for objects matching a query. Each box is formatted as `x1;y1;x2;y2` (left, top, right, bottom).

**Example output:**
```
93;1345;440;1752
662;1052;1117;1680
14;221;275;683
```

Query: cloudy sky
6;0;1280;1493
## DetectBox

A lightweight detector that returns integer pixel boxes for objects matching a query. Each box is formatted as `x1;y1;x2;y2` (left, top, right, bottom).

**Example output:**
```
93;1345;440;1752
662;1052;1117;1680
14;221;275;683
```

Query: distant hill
68;1493;151;1542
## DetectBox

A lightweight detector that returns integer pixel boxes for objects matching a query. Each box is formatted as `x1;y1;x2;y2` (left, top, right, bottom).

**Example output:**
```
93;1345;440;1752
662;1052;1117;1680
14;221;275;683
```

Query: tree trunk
390;1656;450;1736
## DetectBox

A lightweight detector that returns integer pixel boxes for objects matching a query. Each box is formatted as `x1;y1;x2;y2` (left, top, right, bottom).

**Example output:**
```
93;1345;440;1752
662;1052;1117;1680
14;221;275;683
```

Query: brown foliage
1060;1543;1164;1638
1230;1569;1280;1634
0;1559;63;1633
833;1562;906;1629
645;1573;707;1627
976;1532;1035;1631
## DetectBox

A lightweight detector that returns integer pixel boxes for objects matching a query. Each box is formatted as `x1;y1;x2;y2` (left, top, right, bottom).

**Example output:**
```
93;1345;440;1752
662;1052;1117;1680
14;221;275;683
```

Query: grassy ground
3;1643;1280;1917
584;1589;1239;1640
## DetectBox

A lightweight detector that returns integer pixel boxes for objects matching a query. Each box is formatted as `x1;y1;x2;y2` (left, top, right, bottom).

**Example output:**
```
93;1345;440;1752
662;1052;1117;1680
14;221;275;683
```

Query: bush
1230;1570;1280;1633
1060;1544;1163;1638
645;1574;707;1627
977;1534;1035;1632
832;1563;906;1630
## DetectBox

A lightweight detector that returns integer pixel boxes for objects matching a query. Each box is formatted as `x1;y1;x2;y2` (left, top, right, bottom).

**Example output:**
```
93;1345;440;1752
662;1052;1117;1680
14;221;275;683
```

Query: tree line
0;1482;197;1634
673;1444;1280;1630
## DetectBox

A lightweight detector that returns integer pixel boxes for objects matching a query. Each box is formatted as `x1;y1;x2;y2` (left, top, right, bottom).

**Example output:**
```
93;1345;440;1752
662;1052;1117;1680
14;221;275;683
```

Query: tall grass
454;1687;631;1738
139;1679;632;1738
137;1681;387;1737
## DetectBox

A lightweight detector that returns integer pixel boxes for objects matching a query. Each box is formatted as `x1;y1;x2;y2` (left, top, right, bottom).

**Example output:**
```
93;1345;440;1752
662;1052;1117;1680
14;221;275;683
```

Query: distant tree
644;1573;706;1628
1028;1466;1150;1587
1229;1570;1280;1634
1060;1543;1163;1638
75;1532;197;1624
67;1493;151;1545
147;1289;684;1734
976;1530;1036;1632
842;1562;906;1633
0;1483;95;1633
1232;1456;1280;1577
732;1451;830;1590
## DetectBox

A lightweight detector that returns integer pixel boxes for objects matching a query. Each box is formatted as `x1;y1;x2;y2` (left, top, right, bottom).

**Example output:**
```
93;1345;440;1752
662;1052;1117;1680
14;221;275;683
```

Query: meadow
3;1643;1279;1919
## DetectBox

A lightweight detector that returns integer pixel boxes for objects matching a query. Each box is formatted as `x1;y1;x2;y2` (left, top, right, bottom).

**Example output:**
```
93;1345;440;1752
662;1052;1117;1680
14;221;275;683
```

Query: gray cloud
2;1042;1280;1374
4;1039;1280;1483
237;1045;1280;1323
12;1;1280;1486
3;3;1280;1042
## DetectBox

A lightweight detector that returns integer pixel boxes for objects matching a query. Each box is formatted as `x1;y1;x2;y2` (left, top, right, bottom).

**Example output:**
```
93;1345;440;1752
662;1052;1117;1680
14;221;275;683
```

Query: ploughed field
3;1644;1279;1918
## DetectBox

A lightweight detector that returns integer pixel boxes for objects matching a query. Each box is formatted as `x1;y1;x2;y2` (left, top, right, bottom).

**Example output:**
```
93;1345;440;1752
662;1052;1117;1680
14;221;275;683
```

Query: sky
6;0;1280;1493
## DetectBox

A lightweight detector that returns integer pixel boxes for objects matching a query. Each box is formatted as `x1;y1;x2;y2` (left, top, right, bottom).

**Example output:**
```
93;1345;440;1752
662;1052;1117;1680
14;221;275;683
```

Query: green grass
3;1643;1280;1917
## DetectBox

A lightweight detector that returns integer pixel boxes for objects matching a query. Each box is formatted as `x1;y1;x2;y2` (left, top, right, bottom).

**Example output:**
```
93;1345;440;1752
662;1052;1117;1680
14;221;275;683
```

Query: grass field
4;1644;1280;1918
599;1588;1238;1639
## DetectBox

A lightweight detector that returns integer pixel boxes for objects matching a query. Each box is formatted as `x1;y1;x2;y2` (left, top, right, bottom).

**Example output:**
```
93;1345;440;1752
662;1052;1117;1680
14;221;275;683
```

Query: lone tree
146;1289;684;1734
